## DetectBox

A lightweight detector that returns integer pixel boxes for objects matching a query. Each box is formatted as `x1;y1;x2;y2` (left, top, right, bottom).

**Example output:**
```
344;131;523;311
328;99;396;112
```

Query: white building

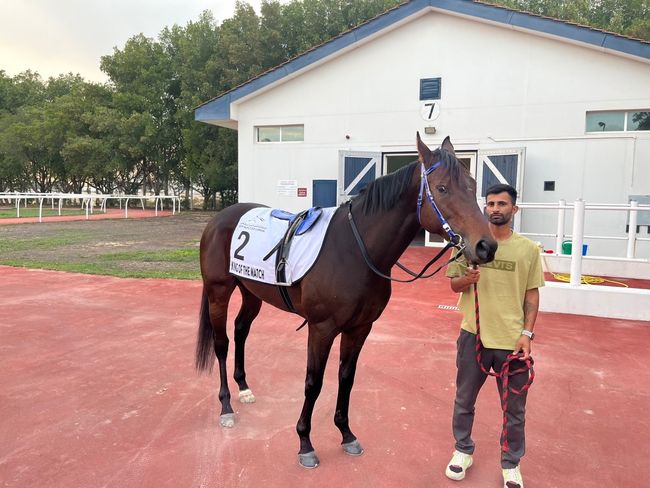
196;0;650;258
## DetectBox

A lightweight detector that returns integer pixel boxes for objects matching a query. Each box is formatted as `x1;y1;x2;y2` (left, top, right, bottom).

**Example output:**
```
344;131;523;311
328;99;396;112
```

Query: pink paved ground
1;248;649;487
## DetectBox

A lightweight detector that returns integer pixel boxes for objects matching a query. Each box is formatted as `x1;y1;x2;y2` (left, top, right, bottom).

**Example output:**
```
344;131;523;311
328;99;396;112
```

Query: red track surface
1;248;649;487
0;208;173;225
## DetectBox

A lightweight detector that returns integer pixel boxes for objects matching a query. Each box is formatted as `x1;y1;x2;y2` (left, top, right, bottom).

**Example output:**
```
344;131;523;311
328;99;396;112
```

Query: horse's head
416;133;497;265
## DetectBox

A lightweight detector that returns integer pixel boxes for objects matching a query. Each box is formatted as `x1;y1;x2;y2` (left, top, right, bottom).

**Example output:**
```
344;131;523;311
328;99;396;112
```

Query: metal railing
518;200;650;285
0;192;181;222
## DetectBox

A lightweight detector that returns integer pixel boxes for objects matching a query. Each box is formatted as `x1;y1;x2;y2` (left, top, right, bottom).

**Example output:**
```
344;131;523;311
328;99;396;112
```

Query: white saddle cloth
229;206;337;285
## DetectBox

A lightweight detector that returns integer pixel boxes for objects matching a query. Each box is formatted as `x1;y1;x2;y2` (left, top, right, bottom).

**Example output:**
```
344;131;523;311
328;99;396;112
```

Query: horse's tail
195;287;215;374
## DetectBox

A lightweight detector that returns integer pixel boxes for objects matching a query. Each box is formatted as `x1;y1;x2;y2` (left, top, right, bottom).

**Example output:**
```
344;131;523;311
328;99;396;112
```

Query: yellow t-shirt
446;231;545;349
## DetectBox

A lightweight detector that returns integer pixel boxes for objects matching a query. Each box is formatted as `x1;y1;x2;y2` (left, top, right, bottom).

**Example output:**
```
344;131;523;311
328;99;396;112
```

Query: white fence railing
517;200;650;285
0;192;181;222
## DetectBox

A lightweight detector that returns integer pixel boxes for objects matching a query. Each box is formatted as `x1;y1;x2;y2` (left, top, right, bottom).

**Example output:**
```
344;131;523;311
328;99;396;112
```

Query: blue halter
416;161;462;246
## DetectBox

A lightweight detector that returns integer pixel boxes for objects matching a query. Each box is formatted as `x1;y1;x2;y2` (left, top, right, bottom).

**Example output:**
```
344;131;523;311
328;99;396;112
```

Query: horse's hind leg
233;285;262;404
207;281;237;427
335;323;373;456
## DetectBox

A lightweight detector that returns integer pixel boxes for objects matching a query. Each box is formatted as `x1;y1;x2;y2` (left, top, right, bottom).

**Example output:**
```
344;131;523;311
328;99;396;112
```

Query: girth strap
263;208;321;313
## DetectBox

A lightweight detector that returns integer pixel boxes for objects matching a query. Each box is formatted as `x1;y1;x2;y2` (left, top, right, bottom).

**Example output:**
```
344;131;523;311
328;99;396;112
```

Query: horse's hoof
239;389;256;404
298;451;320;469
220;413;235;428
342;439;364;456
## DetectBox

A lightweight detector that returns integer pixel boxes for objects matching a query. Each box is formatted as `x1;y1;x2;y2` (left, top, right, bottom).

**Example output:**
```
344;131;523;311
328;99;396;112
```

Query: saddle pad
229;206;337;285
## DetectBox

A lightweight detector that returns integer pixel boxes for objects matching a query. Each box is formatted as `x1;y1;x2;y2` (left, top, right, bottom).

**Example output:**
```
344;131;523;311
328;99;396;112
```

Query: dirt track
0;212;217;275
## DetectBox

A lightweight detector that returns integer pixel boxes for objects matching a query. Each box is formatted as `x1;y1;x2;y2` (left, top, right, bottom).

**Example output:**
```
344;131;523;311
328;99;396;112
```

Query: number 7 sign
420;101;440;121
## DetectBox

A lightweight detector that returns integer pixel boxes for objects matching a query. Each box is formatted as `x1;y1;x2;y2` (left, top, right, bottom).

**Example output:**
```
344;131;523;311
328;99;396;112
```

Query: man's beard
489;214;511;226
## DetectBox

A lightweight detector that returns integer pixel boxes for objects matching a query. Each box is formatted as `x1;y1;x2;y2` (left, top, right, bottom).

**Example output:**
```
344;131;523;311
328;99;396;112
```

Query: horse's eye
436;185;448;194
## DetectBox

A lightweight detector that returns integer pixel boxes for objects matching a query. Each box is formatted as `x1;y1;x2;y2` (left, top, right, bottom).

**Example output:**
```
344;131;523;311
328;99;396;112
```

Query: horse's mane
354;148;463;215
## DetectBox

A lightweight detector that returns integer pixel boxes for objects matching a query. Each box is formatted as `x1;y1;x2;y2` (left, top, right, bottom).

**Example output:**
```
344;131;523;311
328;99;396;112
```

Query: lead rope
472;275;535;453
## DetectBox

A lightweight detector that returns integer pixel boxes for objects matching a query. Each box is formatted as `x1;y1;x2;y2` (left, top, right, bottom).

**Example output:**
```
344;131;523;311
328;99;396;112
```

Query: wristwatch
521;330;535;340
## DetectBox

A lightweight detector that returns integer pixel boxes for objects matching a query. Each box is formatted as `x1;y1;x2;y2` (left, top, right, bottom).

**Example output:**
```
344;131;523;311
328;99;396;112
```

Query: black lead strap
347;201;463;283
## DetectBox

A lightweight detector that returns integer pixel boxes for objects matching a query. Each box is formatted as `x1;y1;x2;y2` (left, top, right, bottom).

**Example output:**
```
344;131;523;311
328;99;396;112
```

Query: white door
338;151;380;204
476;148;526;230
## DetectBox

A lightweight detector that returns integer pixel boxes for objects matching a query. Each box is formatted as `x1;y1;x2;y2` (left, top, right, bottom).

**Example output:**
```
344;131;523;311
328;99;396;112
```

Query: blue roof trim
603;34;648;59
195;93;231;122
512;12;609;46
432;0;513;23
196;0;649;124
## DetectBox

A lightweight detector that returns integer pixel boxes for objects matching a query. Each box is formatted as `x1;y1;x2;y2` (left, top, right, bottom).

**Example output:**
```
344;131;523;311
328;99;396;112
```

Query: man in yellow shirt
444;184;544;488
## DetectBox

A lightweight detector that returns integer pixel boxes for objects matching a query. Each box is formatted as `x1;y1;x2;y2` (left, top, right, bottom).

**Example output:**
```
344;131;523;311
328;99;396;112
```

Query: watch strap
521;330;534;340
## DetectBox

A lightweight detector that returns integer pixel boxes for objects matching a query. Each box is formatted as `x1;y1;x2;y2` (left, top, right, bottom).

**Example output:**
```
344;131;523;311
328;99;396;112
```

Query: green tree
0;71;47;191
0;106;55;192
0;70;46;114
101;33;180;196
160;11;232;208
46;80;114;193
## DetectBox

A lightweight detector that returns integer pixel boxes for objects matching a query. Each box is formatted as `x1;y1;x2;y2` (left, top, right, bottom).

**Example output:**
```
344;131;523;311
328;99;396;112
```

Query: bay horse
196;134;497;468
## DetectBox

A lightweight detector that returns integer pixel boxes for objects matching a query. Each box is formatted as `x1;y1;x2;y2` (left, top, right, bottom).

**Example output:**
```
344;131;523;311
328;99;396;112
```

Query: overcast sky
0;0;274;83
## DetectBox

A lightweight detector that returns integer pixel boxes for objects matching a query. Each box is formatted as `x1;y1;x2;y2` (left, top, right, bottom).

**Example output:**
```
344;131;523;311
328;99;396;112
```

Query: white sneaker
445;450;473;480
502;465;524;488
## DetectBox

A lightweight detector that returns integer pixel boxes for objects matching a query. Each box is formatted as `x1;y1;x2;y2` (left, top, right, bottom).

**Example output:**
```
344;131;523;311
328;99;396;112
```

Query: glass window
586;111;625;132
257;126;281;142
256;125;304;142
627;111;650;131
282;125;304;141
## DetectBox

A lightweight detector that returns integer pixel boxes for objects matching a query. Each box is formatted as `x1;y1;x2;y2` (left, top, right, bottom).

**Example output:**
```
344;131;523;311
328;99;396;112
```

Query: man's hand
450;266;480;293
464;266;480;285
514;335;531;360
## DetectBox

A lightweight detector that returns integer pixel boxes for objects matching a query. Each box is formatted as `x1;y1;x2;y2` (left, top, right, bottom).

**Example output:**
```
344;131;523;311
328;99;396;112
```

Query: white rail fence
0;192;181;222
517;200;650;285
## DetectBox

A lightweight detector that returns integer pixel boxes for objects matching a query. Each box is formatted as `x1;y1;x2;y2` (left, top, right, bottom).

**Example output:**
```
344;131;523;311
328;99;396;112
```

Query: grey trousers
452;329;529;469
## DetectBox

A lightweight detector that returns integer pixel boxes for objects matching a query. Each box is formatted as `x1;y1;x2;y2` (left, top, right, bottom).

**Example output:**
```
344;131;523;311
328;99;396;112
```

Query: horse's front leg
335;323;373;456
296;323;337;468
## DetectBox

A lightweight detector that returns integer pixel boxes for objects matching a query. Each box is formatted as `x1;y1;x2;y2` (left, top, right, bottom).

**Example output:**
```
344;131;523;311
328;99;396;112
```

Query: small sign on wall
277;180;297;196
297;187;307;197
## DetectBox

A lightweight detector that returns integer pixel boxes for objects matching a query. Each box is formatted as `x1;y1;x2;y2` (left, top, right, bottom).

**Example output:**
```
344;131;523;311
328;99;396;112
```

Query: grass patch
98;248;199;263
0;232;92;252
0;248;201;279
0;259;201;279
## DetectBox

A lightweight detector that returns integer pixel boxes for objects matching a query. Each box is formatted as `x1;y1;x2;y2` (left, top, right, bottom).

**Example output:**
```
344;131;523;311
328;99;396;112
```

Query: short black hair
486;183;517;205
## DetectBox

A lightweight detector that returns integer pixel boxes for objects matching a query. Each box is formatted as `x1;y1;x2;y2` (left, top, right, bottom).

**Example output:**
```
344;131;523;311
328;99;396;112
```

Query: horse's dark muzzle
474;239;497;264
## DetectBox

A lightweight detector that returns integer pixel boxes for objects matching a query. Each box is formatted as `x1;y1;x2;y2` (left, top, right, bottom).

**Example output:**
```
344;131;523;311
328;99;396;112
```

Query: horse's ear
441;136;455;156
416;131;432;164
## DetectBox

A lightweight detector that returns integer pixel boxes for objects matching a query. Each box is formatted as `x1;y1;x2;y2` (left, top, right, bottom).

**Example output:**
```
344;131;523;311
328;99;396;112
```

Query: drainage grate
437;304;459;311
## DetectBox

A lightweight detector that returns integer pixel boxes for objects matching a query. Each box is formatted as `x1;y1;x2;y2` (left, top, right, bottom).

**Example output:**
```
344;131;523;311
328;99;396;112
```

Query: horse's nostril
475;239;497;263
